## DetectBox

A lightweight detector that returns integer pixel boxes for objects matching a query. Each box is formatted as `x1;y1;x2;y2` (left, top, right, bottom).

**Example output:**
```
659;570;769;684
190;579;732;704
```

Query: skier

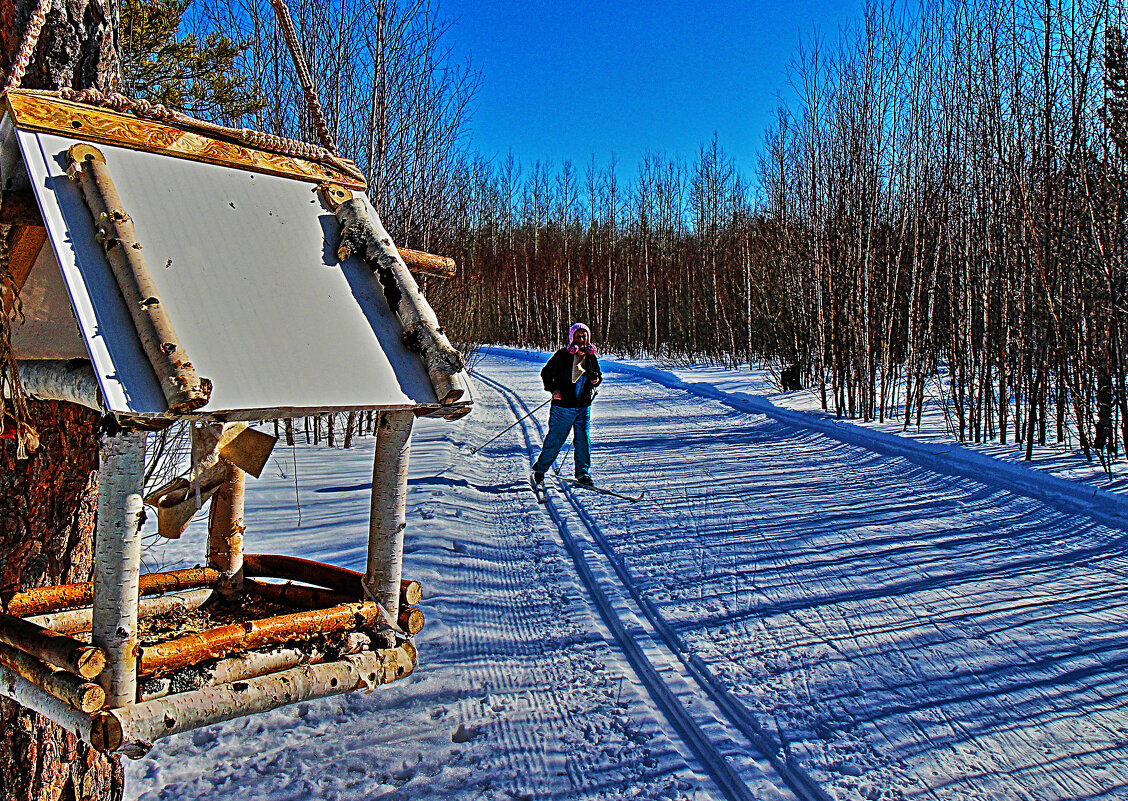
531;323;602;488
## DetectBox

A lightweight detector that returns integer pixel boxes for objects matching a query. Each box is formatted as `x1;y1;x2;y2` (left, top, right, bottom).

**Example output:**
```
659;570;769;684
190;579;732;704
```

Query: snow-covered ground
125;349;1128;800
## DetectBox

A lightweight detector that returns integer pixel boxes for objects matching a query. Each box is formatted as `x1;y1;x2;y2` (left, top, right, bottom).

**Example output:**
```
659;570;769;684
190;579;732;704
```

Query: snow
126;349;1128;800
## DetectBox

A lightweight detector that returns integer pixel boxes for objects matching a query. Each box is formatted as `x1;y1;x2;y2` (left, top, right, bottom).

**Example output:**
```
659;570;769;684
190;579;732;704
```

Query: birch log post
92;429;146;707
364;411;413;618
208;461;245;599
334;200;466;404
66;144;211;412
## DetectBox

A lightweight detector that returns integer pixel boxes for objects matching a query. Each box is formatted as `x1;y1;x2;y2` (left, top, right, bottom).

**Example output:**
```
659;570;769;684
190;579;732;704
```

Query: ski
529;474;547;504
556;477;644;503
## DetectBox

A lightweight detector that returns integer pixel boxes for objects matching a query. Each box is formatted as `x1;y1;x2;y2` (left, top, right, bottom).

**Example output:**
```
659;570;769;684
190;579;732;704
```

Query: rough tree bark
1;0;124;797
0;402;123;800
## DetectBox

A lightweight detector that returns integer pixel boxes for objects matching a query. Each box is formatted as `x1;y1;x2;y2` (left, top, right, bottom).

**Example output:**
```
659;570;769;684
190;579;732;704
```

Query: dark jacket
541;348;602;407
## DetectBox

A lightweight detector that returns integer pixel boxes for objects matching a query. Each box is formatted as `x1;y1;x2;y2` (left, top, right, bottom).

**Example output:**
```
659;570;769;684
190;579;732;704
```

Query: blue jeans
533;405;591;478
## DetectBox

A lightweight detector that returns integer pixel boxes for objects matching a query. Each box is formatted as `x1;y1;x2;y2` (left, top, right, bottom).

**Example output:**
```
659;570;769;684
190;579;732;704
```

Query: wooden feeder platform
0;89;468;758
0;555;424;756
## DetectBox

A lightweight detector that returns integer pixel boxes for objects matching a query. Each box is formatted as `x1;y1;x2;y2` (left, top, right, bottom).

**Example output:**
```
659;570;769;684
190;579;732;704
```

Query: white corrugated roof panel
14;128;438;418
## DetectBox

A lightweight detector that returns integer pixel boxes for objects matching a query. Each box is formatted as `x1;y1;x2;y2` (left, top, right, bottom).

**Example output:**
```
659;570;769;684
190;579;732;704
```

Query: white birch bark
363;411;412;617
107;646;416;756
92;429;146;707
12;360;103;412
0;663;101;742
66;145;211;412
207;462;245;598
335;199;467;404
0;640;105;712
139;633;371;701
25;589;215;636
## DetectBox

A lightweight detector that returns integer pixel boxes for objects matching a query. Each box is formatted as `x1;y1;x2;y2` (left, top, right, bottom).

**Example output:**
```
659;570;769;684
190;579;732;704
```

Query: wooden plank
5;225;47;294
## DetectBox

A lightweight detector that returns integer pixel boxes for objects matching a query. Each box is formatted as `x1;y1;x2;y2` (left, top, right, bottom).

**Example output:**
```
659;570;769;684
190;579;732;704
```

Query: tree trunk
1;0;124;795
0;402;123;801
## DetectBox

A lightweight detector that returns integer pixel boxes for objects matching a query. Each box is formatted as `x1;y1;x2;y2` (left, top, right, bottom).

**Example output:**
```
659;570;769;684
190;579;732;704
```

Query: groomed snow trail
478;371;804;801
477;352;1128;801
124;350;1128;800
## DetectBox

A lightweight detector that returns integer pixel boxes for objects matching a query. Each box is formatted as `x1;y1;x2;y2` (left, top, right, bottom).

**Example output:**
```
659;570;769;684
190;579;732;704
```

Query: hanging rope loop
267;0;339;155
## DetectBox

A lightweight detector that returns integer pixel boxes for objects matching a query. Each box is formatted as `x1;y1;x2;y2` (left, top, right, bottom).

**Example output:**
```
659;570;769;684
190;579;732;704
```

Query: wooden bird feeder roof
2;90;466;422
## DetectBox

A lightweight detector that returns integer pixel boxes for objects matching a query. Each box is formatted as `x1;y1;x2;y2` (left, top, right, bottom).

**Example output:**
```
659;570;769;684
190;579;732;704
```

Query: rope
0;0;46;454
4;0;53;91
0;222;37;458
267;0;339;155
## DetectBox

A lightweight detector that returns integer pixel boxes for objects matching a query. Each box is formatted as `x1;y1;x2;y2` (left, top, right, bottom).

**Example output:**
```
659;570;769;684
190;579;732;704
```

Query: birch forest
180;0;1128;466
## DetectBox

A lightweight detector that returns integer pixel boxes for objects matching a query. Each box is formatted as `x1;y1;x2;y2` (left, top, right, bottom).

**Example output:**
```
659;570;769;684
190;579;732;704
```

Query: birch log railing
6;566;220;618
0;542;426;756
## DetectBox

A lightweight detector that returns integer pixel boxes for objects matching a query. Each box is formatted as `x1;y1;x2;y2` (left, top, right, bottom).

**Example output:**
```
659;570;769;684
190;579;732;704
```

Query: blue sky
441;1;864;181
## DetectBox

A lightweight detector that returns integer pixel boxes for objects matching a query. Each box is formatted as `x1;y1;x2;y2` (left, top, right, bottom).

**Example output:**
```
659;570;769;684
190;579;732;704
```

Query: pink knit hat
567;323;596;355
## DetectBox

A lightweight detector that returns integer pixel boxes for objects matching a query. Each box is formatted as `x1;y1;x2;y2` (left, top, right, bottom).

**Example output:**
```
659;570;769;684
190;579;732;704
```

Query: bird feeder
0;89;470;756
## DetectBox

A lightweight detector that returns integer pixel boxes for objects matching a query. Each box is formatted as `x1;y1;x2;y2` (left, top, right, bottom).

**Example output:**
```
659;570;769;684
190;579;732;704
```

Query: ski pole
553;440;574;475
470;398;551;454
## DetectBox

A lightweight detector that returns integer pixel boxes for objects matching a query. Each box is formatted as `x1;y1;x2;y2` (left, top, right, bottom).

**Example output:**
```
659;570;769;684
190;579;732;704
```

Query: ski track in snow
126;367;709;800
125;351;1128;800
475;352;1128;800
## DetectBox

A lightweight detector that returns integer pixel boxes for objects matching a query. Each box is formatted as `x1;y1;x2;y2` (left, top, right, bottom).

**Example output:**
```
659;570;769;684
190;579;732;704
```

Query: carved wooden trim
3;91;367;190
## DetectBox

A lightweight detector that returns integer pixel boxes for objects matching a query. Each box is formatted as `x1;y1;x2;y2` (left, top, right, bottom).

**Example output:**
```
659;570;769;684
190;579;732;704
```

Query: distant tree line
173;0;1128;467
420;0;1128;471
